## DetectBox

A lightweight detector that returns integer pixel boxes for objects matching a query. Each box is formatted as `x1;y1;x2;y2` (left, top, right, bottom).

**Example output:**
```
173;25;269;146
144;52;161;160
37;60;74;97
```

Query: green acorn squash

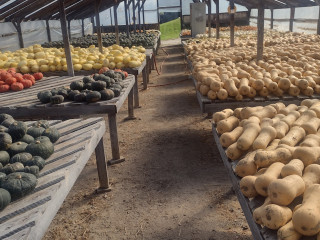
41;127;60;143
111;88;121;97
0;125;8;133
38;91;52;104
100;89;114;100
1;172;37;201
32;120;50;129
83;76;93;83
0;114;13;124
0;172;6;184
1;118;15;128
8;142;28;156
74;92;87;102
0;133;12;151
25;156;45;170
86;91;101;103
68;90;80;101
27;126;45;138
10;152;33;165
58;89;68;98
0;151;10;165
23;166;39;177
70;81;84;91
1;162;24;175
26;139;54;160
18;134;35;144
8;121;27;140
50;95;64;104
0;188;11;211
91;81;106;91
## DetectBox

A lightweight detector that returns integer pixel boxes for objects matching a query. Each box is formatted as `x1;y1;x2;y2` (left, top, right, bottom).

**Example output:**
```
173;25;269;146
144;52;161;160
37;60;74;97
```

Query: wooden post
270;9;273;29
138;0;141;32
318;6;320;35
230;0;235;47
67;19;71;39
95;0;103;53
46;19;52;42
207;0;212;37
95;137;111;191
180;0;183;30
91;16;95;34
12;20;24;48
114;4;120;45
133;0;136;33
289;7;295;32
110;8;113;26
59;0;74;77
142;0;146;32
124;0;130;37
156;0;160;29
214;0;220;39
128;0;131;31
257;0;264;61
81;19;85;37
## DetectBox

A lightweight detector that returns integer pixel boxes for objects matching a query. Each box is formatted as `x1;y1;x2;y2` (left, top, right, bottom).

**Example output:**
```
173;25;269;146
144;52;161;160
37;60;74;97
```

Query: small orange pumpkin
21;79;32;88
0;84;10;92
98;67;109;74
5;77;17;85
14;73;24;82
33;72;43;80
10;82;24;91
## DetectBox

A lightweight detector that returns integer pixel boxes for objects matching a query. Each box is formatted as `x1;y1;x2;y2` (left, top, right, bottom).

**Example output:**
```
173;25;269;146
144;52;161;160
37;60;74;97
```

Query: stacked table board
212;125;317;240
0;75;136;164
0;118;109;240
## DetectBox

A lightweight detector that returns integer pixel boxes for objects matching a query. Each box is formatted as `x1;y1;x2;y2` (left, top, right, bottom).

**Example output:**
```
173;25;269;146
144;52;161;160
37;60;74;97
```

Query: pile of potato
185;31;320;101
213;99;320;239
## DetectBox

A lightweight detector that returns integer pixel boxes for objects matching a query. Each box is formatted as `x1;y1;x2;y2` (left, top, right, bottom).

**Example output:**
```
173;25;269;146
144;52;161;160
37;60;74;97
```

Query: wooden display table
212;125;316;240
0;118;109;240
0;75;136;165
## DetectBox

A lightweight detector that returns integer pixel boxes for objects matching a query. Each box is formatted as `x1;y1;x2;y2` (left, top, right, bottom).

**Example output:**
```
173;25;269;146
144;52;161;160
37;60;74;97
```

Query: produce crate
211;125;317;240
0;75;136;164
190;75;320;113
0;118;109;240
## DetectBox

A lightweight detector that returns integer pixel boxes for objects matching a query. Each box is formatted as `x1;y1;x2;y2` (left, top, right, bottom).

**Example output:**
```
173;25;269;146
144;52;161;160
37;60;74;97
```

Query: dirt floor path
44;39;252;240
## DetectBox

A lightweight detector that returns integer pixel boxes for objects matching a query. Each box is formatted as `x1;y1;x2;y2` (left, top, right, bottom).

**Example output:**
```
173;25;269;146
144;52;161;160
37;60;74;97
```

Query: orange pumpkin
5;77;17;85
33;72;43;80
14;73;24;82
10;82;24;91
21;79;32;88
0;84;10;93
0;81;5;85
99;67;109;74
7;68;16;73
23;74;35;81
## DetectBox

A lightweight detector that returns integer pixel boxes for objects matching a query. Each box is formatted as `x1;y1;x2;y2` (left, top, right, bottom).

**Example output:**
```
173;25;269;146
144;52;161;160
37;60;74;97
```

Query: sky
99;0;248;26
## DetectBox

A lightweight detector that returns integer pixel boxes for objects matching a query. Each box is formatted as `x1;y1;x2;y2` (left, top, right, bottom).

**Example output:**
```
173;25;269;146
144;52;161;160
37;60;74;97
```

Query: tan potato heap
213;99;320;238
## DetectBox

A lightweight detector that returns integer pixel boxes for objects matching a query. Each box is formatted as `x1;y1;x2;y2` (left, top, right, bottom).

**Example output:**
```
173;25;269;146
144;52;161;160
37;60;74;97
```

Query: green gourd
1;162;24;175
18;134;34;144
25;156;45;170
50;95;64;104
0;133;12;151
100;89;114;100
83;76;93;83
10;152;33;165
86;91;101;103
0;151;9;165
1;172;37;201
0;125;8;133
27;126;45;138
74;93;87;102
42;127;60;143
0;114;13;124
26;139;54;160
0;172;6;184
8;121;27;140
23;166;39;177
70;81;84;91
0;188;11;211
32;120;50;129
7;142;28;156
91;81;106;91
68;90;80;101
38;90;52;104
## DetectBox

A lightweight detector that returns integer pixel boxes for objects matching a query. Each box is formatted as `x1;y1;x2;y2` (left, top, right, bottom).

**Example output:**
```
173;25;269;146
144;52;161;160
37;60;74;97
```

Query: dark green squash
58;89;68;98
41;127;60;143
74;92;87;102
1;162;24;175
38;90;52;104
1;172;37;201
0;173;6;184
91;81;106;91
0;125;8;133
84;82;92;90
35;136;51;142
25;139;54;160
0;114;13;124
27;126;45;138
50;95;64;104
0;188;11;211
32;120;50;129
0;133;12;151
10;152;33;165
68;90;80;101
18;134;35;144
111;88;121;97
0;151;10;165
70;81;84;91
83;76;93;84
113;83;122;90
23;166;39;177
1;118;15;128
50;88;59;96
7;142;28;156
0;162;2;170
93;73;101;81
25;156;45;170
8;121;27;140
86;91;101;103
100;89;114;100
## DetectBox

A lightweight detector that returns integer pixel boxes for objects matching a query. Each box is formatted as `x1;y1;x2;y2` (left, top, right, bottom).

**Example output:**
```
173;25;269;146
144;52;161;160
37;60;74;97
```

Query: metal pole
208;0;212;37
270;9;273;29
124;0;130;37
289;7;295;32
215;0;220;39
133;0;136;32
114;4;120;45
95;0;103;53
142;0;146;32
138;0;141;32
230;0;235;47
257;0;264;61
46;19;52;42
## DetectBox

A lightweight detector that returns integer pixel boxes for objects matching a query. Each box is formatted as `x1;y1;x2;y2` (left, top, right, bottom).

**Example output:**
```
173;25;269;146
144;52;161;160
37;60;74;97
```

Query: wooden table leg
107;113;125;165
95;137;111;193
142;65;148;90
125;88;136;120
133;75;141;108
152;50;156;70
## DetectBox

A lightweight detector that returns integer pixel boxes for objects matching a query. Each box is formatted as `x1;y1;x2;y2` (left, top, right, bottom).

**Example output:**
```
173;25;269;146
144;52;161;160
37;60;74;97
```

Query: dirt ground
44;39;253;240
